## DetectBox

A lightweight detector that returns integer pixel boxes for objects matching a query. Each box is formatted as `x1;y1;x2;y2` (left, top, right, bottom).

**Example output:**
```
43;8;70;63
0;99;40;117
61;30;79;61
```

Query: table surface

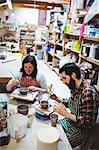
0;93;72;150
0;55;22;83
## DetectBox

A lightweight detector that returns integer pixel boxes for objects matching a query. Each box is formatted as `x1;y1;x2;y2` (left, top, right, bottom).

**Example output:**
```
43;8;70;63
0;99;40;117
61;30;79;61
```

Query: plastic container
89;45;98;58
9;114;28;139
64;24;70;33
90;24;96;37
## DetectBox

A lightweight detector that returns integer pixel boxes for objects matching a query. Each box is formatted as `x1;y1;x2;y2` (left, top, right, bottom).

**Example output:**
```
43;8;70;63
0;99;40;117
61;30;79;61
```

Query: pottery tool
9;70;20;84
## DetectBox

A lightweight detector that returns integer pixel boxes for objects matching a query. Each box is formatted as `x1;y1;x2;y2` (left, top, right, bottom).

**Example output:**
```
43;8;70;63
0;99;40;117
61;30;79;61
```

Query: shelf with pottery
66;47;80;54
68;9;87;19
46;42;62;69
45;10;65;70
20;29;35;46
46;32;81;71
63;33;81;53
61;32;81;62
83;36;99;42
78;35;99;66
79;54;99;66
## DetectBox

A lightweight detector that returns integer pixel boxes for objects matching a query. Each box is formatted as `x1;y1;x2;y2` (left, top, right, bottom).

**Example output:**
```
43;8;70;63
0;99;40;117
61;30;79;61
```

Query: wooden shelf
54;53;62;60
20;38;34;40
56;43;63;47
64;33;80;37
83;36;99;42
48;40;56;45
68;48;80;54
48;51;54;57
20;29;35;46
79;54;99;66
53;67;59;76
44;61;53;70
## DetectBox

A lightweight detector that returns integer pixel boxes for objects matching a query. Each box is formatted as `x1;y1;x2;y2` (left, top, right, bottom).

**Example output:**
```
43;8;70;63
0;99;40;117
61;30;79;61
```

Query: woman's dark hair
20;55;37;78
59;63;81;79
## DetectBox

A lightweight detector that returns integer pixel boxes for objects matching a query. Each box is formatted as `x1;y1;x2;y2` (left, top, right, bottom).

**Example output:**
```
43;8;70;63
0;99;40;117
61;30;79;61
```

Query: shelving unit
20;29;35;47
52;32;81;70
78;36;99;67
45;11;65;70
63;33;81;53
0;23;20;52
46;24;82;73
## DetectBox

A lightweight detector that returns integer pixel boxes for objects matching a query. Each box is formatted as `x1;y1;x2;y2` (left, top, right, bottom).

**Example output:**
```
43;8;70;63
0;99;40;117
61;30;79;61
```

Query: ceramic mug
0;117;7;128
50;114;58;127
40;101;48;109
17;104;29;115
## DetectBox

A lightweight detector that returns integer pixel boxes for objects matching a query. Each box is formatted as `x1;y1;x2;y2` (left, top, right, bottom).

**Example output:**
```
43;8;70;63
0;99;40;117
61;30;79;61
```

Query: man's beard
68;77;76;90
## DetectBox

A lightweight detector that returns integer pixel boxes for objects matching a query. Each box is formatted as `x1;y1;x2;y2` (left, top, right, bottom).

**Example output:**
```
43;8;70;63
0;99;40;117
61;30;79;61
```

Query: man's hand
54;101;77;122
54;101;69;117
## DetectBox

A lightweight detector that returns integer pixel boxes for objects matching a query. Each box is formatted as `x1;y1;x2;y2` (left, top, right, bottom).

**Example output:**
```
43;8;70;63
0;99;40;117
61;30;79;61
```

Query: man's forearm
65;111;77;122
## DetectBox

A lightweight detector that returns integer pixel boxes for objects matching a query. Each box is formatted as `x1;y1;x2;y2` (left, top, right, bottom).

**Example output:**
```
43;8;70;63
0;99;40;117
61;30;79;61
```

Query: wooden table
0;93;72;150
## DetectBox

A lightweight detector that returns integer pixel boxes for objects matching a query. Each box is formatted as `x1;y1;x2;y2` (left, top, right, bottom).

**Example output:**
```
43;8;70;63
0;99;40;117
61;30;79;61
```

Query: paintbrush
9;70;20;85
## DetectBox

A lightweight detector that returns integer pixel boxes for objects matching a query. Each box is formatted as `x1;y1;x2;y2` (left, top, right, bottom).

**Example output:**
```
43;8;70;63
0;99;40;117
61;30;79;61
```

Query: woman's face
24;63;34;75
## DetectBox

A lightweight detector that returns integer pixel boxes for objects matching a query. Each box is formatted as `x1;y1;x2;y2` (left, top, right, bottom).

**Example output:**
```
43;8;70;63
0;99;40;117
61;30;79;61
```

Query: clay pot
40;101;48;109
50;114;58;127
20;87;28;95
17;104;29;115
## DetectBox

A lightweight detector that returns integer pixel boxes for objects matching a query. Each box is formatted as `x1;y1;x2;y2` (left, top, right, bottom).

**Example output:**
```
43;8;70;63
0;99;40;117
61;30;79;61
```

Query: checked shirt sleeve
76;86;98;128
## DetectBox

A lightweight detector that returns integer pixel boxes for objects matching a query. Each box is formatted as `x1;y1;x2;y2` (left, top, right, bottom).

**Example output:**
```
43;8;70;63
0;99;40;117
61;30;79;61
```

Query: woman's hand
12;80;19;88
28;86;47;93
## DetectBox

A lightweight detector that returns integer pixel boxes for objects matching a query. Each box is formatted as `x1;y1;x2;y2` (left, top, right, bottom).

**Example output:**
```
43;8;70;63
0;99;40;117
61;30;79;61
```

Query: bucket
37;127;60;150
95;46;99;60
9;114;28;139
89;45;98;58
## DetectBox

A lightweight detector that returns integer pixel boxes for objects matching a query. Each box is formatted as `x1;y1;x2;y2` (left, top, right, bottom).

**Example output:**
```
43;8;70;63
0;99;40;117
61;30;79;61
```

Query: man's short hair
59;63;81;79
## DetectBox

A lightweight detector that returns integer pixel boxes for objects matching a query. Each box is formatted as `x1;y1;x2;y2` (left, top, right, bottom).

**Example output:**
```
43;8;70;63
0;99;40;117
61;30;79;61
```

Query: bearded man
53;63;98;148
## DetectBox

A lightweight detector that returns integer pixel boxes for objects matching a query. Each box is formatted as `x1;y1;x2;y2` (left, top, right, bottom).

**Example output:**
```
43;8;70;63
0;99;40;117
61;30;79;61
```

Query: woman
6;55;47;93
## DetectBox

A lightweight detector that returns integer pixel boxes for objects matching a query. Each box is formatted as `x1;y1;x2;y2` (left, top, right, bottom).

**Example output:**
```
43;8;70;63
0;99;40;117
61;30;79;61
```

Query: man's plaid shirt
71;80;98;129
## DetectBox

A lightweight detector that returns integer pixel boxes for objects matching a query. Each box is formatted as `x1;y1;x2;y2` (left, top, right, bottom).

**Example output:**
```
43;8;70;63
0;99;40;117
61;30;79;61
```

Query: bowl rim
17;104;29;111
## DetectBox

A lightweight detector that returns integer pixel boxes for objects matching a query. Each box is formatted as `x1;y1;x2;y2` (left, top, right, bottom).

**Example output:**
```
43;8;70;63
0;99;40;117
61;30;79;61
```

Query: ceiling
0;0;71;10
